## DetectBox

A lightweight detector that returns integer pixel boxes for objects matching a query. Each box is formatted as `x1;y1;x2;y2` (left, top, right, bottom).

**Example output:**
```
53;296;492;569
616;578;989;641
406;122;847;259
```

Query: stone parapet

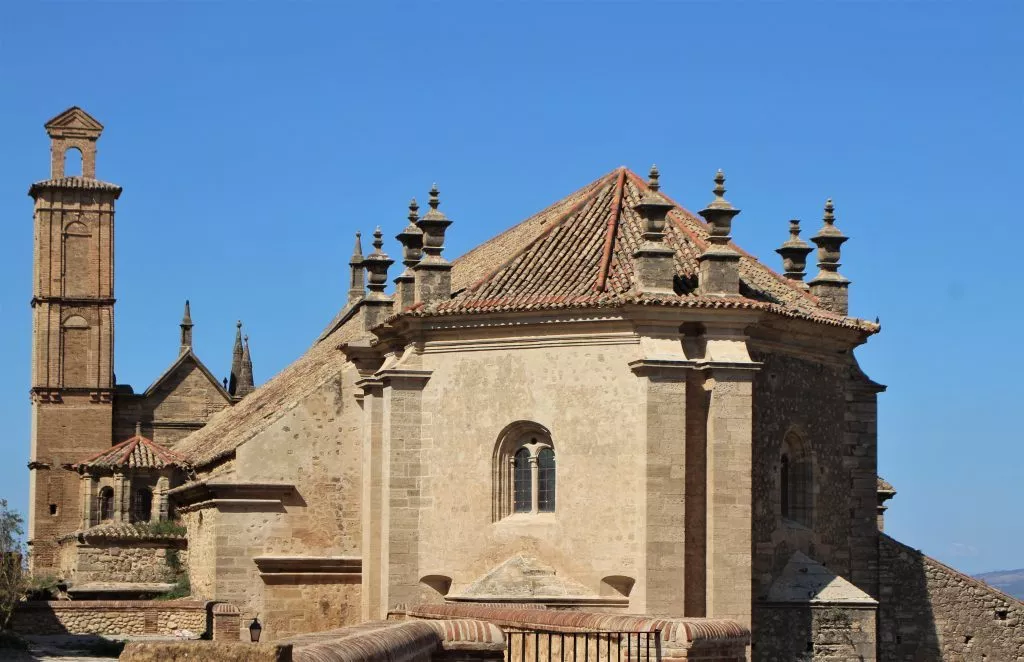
398;604;748;661
10;599;207;636
121;641;293;662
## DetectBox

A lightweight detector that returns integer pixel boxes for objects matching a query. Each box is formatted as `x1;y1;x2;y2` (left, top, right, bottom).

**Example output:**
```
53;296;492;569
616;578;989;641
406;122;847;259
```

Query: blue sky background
0;1;1020;574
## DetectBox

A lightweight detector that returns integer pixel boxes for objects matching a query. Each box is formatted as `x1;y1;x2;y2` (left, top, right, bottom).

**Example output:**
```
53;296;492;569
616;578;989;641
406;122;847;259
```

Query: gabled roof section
765;552;876;604
452;555;598;601
44;106;104;137
143;349;231;402
405;167;876;332
73;432;187;471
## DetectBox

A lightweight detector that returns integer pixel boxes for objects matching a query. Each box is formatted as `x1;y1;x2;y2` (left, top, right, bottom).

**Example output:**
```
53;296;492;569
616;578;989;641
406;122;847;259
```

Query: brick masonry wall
878;534;1024;661
11;600;207;636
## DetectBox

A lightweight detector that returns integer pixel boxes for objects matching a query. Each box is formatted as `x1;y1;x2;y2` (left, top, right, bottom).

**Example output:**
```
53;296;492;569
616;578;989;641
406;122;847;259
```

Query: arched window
61;314;91;386
63;221;91;298
98;487;114;521
132;488;152;523
780;431;813;527
513;448;532;513
492;421;556;520
64;147;83;177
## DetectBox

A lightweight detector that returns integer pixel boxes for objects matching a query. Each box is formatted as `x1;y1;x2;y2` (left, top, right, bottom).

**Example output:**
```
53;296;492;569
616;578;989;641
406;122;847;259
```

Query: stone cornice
628;358;697;377
254;556;361;582
167;480;295;511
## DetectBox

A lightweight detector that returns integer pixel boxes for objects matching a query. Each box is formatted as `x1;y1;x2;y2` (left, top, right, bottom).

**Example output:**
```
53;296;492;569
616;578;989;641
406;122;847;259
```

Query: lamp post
248;616;262;643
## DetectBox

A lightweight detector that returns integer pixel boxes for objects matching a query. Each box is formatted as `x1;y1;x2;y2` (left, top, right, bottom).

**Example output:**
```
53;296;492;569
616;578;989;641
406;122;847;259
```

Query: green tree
0;500;25;629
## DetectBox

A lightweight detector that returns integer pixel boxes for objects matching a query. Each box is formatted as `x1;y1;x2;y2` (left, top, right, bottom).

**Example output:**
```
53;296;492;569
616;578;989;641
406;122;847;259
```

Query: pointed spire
228;321;243;396
348;231;366;304
697;170;743;296
414;183;454;306
631;165;676;294
179;300;193;354
395;198;425;311
236;335;254;397
808;198;851;315
775;220;814;282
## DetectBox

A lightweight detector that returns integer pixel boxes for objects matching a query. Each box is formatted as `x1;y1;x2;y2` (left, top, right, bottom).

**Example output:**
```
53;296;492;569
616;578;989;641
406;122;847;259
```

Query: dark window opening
131;488;152;523
98;487;114;521
513;448;532;513
537;447;556;512
780;454;790;519
49;504;58;516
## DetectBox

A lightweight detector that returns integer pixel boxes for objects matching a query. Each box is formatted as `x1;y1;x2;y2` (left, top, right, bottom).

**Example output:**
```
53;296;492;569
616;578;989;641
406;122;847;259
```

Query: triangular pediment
453;555;597;601
766;552;876;605
44;106;104;137
143;350;231;403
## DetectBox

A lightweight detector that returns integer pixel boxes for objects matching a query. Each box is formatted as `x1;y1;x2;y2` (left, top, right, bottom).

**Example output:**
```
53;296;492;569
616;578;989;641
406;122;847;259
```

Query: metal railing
505;630;661;662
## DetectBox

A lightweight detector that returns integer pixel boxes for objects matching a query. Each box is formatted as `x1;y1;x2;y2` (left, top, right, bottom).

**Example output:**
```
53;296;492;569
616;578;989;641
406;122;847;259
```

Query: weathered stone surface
11;601;207;636
119;641;292;662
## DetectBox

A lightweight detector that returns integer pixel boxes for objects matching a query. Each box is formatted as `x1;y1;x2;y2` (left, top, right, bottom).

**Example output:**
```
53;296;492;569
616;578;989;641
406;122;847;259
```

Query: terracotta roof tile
74;434;186;470
59;522;187;543
28;176;122;196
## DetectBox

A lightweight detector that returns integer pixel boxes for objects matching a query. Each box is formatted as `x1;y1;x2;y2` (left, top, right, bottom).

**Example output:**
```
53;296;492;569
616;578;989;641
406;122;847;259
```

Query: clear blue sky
0;2;1020;574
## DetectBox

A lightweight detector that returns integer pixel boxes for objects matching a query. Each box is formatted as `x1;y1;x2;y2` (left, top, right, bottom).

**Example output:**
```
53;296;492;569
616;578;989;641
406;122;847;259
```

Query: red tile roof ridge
595;169;627;292
74;433;187;470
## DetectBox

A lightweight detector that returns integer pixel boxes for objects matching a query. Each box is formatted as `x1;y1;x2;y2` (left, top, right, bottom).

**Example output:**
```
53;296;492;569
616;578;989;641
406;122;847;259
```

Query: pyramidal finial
352;231;363;260
408;198;420;224
179;300;194;353
236;334;255;398
182;300;192;325
228;321;244;396
648;165;661;191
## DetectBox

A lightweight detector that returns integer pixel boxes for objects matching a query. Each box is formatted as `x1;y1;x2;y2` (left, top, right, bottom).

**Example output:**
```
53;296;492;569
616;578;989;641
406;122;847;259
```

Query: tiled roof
403;168;875;332
877;476;896;494
58;522;187;543
74;433;186;470
28;176;122;196
172;308;371;467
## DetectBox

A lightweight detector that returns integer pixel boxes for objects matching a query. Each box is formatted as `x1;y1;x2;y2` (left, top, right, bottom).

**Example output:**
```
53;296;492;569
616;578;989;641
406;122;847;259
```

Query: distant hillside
975;569;1024;601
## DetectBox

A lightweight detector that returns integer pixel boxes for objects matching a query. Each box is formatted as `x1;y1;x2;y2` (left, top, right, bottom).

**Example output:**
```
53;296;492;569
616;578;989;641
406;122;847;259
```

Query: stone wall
59;539;186;585
879;534;1024;661
753;604;875;662
11;600;207;636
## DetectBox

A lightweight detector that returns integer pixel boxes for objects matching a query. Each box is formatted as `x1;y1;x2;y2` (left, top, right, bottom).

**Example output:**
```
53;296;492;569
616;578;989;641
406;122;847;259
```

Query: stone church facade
24;108;1023;660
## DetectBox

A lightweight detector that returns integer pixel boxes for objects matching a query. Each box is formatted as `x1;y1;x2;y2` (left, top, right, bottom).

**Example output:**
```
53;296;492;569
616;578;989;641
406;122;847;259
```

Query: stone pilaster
79;474;97;529
357;376;385;621
379;367;432;612
630;357;692;616
113;472;130;523
845;364;885;598
698;317;759;629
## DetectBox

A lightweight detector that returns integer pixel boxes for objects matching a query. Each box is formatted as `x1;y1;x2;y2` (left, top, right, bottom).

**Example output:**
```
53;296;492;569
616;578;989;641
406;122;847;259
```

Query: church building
25;107;1023;661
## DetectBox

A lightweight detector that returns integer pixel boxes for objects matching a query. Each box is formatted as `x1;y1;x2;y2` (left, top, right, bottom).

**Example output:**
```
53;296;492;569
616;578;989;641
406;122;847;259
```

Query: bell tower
27;107;120;573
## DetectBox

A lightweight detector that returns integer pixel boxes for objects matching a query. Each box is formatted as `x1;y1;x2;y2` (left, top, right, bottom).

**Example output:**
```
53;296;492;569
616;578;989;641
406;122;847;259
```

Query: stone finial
135;421;142;438
348;231;366;304
648;164;661;191
808;198;851;315
228;321;243;396
179;300;193;354
632;167;676;294
697;170;742;296
236;335;255;398
395;199;425;311
414;183;454;306
775;220;814;282
363;227;395;302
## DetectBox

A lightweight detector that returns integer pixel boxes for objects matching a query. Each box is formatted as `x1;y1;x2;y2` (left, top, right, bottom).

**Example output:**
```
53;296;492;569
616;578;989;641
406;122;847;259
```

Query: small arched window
132;488;153;523
492;421;556;520
98;487;114;521
64;147;83;177
780;431;813;527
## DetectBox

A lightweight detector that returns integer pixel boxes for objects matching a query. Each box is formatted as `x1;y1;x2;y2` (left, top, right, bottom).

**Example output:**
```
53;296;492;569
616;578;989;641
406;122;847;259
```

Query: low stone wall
10;600;207;636
753;603;876;662
879;533;1024;661
121;618;504;662
398;603;749;661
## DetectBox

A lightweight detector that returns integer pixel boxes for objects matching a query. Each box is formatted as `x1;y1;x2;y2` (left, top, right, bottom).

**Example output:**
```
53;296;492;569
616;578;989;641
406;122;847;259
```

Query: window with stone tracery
492;421;557;520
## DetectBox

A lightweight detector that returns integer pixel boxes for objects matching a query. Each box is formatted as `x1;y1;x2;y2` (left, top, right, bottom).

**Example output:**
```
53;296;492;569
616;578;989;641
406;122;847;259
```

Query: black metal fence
505;630;661;662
